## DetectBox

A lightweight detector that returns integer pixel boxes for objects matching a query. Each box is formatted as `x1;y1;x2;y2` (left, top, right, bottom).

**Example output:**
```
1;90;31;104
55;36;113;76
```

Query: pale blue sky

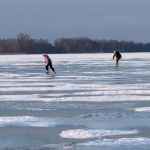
0;0;150;44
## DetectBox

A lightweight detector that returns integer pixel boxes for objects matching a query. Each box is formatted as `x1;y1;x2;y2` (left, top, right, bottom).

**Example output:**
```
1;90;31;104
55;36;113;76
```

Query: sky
0;0;150;44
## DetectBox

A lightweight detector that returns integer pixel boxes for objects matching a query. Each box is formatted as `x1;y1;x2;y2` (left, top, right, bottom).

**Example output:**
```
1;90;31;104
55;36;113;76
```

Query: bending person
113;51;122;68
43;53;56;74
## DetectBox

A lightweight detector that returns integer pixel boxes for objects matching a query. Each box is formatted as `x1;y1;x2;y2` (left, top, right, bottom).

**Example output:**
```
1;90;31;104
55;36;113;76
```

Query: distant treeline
0;33;150;54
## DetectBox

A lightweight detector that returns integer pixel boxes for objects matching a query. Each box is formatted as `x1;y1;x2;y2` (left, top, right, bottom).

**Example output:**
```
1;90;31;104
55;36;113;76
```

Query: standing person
113;51;122;68
43;53;56;74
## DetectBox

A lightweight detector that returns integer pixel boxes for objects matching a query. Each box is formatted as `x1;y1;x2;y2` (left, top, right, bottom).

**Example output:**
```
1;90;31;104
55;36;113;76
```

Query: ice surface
0;102;136;110
1;53;150;149
135;107;150;112
42;138;150;150
60;129;138;139
75;111;150;119
78;138;150;146
0;116;56;127
1;53;150;102
0;94;149;102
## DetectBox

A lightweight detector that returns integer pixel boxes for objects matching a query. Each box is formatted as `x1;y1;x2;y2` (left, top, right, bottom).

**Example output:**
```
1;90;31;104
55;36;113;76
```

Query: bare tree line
54;38;150;53
0;33;150;54
0;33;55;54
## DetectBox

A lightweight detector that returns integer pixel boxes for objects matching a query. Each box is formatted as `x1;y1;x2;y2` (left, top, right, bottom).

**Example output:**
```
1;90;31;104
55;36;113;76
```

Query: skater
113;51;122;68
43;53;56;74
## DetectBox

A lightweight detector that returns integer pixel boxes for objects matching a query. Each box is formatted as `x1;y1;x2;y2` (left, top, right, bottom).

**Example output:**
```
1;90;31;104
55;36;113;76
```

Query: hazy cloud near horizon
0;0;150;44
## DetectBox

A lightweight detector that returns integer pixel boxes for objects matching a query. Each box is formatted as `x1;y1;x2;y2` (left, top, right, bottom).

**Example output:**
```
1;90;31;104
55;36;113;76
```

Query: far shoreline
0;52;150;55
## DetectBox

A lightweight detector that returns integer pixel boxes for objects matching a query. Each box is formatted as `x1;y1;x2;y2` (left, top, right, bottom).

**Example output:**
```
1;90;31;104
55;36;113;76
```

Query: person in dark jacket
113;51;122;68
43;53;56;74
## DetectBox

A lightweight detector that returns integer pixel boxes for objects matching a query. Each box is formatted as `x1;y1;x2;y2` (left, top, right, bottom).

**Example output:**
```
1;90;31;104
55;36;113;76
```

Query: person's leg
116;57;120;68
45;65;49;73
49;62;56;73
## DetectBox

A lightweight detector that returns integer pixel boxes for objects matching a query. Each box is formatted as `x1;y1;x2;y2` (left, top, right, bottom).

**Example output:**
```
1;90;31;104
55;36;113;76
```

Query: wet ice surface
0;53;150;149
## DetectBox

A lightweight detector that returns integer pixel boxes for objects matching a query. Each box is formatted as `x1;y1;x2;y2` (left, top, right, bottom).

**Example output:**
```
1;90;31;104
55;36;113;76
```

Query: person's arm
113;53;116;59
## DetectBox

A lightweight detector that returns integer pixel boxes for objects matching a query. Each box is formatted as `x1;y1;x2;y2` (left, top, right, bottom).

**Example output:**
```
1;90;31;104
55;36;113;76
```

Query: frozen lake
0;53;150;149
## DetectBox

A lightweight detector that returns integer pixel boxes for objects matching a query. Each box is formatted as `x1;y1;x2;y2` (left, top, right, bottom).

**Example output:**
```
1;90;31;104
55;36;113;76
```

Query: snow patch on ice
135;107;150;112
60;129;138;139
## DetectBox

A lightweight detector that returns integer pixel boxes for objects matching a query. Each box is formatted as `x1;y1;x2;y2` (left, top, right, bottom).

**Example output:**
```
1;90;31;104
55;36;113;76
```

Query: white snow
135;107;150;112
60;129;138;139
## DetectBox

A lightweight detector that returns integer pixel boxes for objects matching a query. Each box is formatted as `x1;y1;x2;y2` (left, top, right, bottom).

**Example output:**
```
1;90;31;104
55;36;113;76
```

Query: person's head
114;51;116;54
43;53;46;57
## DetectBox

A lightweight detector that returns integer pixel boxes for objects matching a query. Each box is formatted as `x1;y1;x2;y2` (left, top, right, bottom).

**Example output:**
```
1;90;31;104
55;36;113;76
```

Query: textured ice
1;54;150;102
60;129;138;139
1;116;148;129
135;107;150;112
42;138;150;149
78;138;150;146
41;95;150;102
75;111;150;119
0;87;50;91
0;94;39;101
0;116;56;127
1;53;150;149
1;95;149;102
76;89;150;95
0;102;136;110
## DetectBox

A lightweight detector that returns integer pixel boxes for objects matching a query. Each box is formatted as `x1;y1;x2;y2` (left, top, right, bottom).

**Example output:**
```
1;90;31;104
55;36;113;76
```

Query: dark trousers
116;57;121;67
46;62;55;72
